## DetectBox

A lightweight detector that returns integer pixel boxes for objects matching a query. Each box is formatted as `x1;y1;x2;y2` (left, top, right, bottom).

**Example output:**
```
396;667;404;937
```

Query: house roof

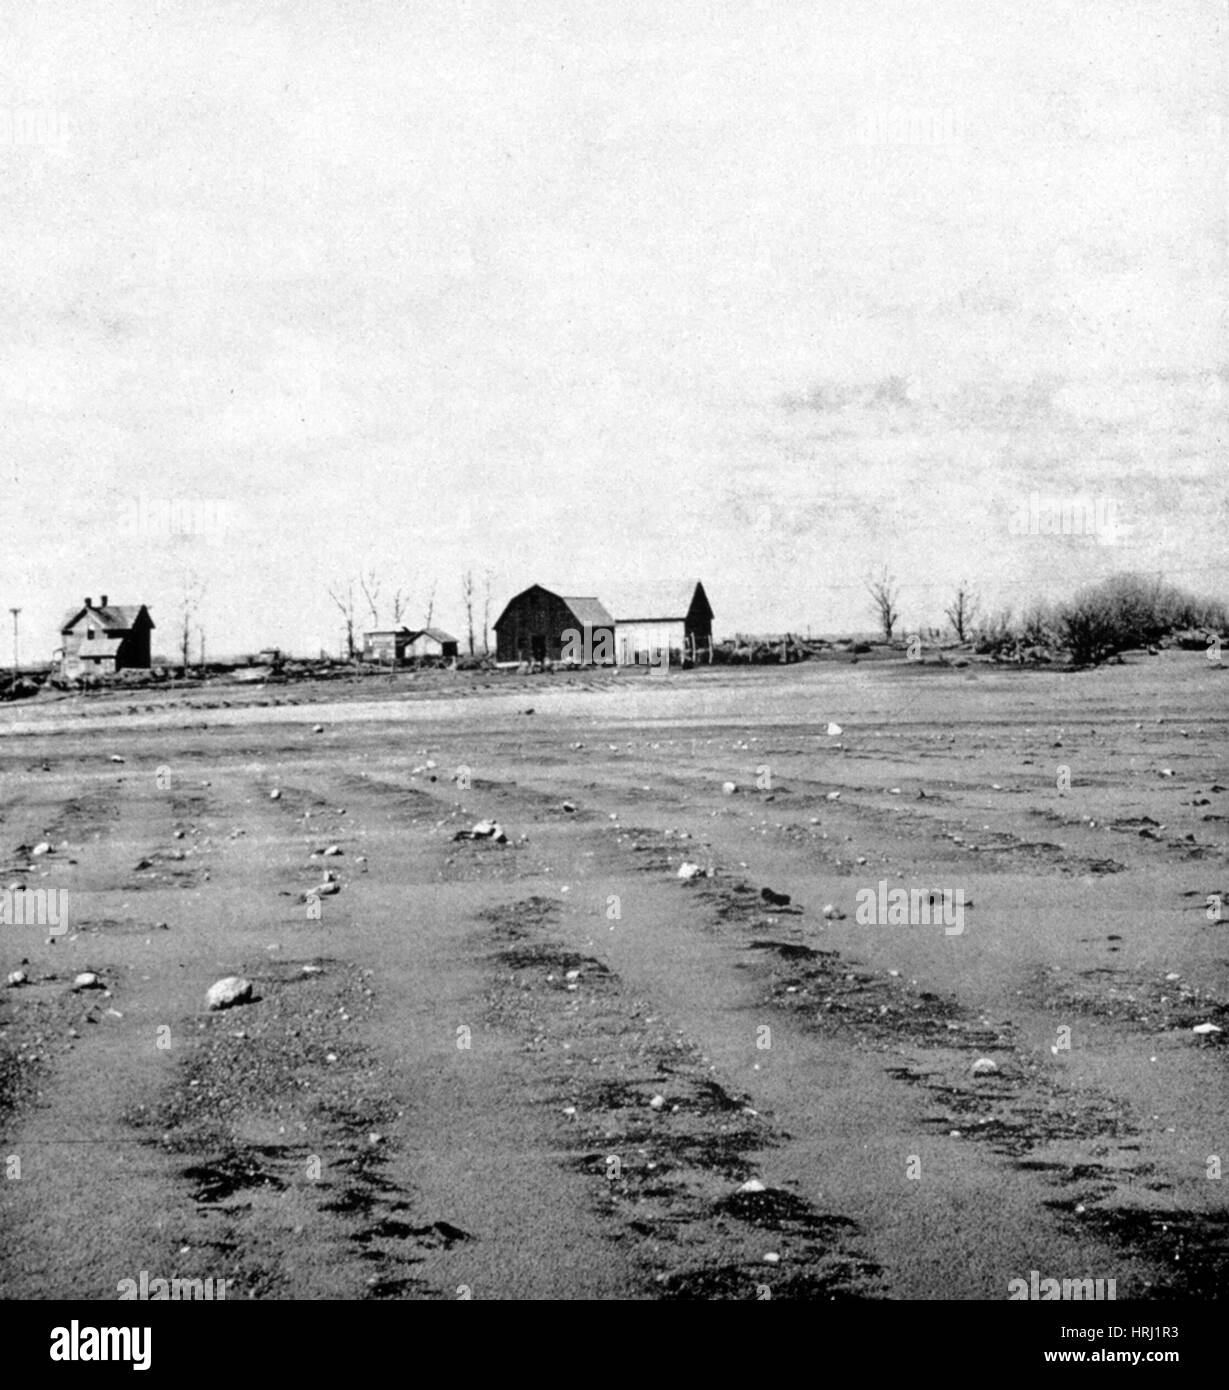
414;628;457;645
560;597;614;627
364;627;412;638
60;603;152;634
613;581;709;623
77;637;125;658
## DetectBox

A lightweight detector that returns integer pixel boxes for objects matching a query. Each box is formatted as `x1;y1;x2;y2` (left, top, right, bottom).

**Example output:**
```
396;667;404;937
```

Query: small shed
406;628;459;661
362;627;413;664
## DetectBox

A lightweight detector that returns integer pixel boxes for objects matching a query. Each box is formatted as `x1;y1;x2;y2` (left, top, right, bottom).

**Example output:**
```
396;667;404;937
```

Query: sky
0;0;1224;660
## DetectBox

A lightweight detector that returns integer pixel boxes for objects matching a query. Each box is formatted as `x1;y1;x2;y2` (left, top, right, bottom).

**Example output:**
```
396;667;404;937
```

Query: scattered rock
269;789;281;800
109;755;125;763
31;842;52;856
677;862;705;880
562;801;576;813
648;1094;666;1110
826;791;841;801
971;1058;999;1075
822;904;846;920
760;887;791;907
826;723;842;736
71;972;103;991
312;724;324;733
738;1178;767;1193
722;781;737;795
453;820;508;843
323;845;343;856
1192;1022;1222;1036
6;969;28;987
206;976;253;1011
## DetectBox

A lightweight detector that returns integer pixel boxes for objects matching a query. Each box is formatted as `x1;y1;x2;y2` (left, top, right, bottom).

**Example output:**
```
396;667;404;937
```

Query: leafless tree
482;568;495;655
424;582;436;630
391;586;408;626
359;569;381;630
327;580;358;661
864;567;901;641
178;573;206;675
461;569;475;655
945;582;980;642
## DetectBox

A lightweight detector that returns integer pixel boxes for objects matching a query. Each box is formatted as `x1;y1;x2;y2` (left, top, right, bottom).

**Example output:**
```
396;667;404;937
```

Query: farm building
362;627;413;664
362;627;459;663
58;596;154;678
614;581;714;665
494;585;615;665
406;628;459;661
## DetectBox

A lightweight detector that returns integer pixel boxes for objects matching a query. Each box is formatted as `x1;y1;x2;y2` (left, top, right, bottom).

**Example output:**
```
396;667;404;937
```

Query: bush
1058;574;1226;665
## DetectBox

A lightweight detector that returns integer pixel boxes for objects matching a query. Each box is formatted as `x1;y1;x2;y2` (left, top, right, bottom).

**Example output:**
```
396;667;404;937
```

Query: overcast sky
1;0;1224;659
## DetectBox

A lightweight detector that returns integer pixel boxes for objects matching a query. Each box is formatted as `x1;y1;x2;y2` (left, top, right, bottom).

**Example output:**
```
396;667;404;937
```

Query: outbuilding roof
560;597;614;627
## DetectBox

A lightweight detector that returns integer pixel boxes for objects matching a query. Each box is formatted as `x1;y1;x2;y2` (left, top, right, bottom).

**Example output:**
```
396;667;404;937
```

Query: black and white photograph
0;0;1225;1354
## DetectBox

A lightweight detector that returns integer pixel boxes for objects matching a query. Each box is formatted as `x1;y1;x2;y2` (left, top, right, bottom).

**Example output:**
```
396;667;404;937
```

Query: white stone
206;976;253;1010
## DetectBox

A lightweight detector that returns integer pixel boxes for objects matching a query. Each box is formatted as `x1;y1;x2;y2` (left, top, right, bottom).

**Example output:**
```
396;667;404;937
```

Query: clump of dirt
476;895;560;940
483;908;881;1299
1025;964;1229;1040
1041;1204;1229;1299
123;957;458;1299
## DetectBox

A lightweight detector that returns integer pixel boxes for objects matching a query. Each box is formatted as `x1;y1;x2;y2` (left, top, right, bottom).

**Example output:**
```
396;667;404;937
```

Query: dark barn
494;585;615;665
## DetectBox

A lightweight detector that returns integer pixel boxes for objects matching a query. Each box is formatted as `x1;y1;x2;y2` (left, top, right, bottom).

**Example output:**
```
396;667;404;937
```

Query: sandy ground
1;653;1226;1300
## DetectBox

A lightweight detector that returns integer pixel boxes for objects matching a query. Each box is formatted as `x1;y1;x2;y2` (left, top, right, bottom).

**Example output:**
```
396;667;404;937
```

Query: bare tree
391;586;408;626
945;582;980;642
482;568;495;655
424;582;436;630
178;574;206;675
461;569;475;655
864;568;901;641
359;569;381;630
327;580;358;661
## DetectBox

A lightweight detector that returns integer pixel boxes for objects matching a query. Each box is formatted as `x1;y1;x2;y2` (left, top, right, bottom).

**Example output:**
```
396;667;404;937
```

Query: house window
86;628;95;640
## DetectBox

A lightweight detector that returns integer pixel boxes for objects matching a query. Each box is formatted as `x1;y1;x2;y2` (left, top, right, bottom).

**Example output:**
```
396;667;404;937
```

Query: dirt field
2;654;1226;1300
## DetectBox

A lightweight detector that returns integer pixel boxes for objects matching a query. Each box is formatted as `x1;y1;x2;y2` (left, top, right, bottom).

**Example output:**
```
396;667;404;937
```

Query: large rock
206;976;253;1010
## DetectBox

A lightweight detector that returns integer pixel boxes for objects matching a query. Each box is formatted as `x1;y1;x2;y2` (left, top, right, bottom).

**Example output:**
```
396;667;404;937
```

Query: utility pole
9;608;20;681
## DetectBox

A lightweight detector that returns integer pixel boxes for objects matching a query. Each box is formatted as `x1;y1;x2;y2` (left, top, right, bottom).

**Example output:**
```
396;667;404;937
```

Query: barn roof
613;581;709;622
560;597;614;627
493;585;614;630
